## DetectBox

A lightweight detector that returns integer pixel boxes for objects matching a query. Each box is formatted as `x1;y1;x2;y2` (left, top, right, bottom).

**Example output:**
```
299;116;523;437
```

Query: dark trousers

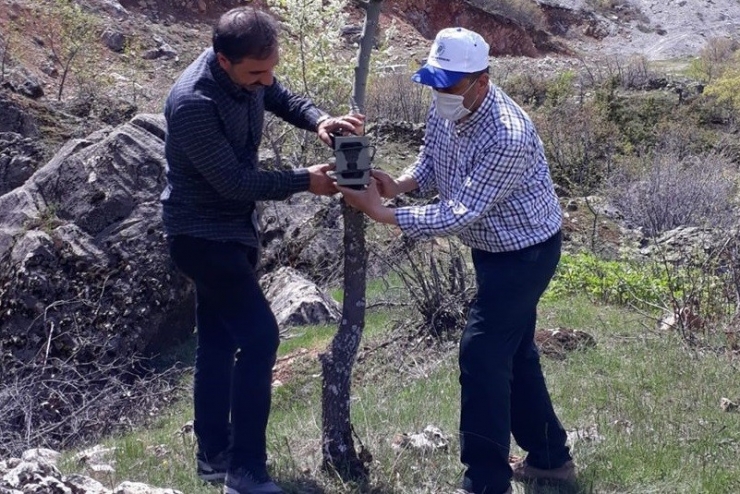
168;235;279;471
460;232;571;494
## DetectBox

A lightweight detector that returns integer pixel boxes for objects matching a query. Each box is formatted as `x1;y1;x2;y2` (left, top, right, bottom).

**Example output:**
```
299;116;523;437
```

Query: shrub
29;0;101;101
547;251;670;308
534;98;623;195
604;151;737;236
365;72;430;123
704;59;740;113
265;0;354;166
383;236;475;339
688;37;739;83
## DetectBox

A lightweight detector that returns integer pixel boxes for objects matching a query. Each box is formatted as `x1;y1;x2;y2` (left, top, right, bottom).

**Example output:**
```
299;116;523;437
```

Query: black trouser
169;235;279;472
460;232;571;494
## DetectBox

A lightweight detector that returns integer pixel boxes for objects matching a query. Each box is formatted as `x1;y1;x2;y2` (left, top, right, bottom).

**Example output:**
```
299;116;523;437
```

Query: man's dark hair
466;67;490;82
212;8;279;63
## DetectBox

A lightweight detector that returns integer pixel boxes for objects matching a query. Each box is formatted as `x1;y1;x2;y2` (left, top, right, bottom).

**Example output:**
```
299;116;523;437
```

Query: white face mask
433;78;478;121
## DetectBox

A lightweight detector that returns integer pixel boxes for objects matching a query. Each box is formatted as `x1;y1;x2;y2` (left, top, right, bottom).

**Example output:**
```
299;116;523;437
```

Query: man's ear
478;72;490;89
216;52;231;71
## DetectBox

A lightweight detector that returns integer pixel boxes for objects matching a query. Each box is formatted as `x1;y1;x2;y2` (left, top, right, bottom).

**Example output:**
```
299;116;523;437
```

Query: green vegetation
59;287;740;493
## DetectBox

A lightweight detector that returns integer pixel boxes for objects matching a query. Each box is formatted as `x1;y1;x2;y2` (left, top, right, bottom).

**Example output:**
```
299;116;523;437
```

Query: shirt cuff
289;168;311;193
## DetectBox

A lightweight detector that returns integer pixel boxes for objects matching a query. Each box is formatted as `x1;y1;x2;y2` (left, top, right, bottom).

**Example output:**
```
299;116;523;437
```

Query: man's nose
259;71;274;87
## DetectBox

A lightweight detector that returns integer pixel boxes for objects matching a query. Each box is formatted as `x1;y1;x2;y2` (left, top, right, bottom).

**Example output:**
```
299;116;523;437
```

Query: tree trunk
320;0;382;480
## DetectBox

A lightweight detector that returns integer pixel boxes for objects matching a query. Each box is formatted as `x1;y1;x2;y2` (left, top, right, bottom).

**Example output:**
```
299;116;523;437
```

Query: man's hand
317;113;366;147
337;179;397;225
371;169;401;199
307;163;337;196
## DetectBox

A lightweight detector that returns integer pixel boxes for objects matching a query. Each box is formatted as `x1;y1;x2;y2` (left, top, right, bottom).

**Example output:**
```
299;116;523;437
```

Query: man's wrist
315;114;331;130
372;206;398;225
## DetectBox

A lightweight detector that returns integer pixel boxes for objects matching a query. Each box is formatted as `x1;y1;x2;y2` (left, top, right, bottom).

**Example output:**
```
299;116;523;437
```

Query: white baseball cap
412;27;490;89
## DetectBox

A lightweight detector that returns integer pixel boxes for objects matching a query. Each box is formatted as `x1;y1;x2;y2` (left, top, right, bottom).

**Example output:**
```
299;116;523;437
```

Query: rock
259;194;343;284
261;267;341;328
1;460;62;489
0;114;194;456
721;397;738;413
391;425;449;452
19;449;61;467
534;327;596;359
0;94;40;136
0;132;46;194
112;482;182;494
65;474;111;494
102;28;127;53
141;44;178;60
73;445;117;472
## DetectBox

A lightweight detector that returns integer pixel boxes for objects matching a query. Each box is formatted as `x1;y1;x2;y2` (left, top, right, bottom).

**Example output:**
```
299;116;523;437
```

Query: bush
688;37;740;83
604;151;737;236
547;251;670;308
265;0;354;166
365;72;430;123
534;98;623;195
383;236;475;339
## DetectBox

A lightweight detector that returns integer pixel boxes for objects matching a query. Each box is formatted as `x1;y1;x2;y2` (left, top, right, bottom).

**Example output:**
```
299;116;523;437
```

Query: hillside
2;0;740;493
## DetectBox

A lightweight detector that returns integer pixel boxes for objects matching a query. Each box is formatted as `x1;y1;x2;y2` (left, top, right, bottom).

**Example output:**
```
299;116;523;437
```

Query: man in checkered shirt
339;27;575;494
162;8;362;494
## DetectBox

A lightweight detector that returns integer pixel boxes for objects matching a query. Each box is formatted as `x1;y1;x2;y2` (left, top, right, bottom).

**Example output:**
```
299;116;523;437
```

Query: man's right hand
307;163;337;196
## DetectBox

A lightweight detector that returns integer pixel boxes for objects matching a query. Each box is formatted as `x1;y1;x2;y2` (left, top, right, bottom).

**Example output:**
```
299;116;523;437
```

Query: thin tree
41;0;97;100
319;0;382;480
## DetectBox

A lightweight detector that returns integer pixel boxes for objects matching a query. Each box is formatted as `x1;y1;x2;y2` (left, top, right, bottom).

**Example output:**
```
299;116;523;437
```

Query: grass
58;293;740;493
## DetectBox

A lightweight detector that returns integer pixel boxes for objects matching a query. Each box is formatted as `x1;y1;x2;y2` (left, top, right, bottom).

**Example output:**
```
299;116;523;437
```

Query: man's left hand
317;113;366;147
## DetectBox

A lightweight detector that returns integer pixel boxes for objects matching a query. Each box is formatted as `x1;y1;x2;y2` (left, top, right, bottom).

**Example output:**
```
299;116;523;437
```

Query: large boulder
261;267;341;330
0;113;193;365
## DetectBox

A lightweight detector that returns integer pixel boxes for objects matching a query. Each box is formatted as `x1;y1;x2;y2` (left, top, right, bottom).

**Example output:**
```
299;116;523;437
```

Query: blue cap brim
411;65;468;89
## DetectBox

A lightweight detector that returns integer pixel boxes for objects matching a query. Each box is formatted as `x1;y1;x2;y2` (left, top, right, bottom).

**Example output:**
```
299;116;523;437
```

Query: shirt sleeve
403;143;435;195
395;142;530;239
167;95;310;201
264;78;326;131
404;107;438;195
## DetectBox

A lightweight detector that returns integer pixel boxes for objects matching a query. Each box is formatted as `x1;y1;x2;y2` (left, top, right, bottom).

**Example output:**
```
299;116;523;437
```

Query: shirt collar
454;82;495;134
207;48;258;102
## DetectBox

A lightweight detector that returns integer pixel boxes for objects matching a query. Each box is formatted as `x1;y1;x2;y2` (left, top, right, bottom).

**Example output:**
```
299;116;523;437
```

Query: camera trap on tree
332;134;375;189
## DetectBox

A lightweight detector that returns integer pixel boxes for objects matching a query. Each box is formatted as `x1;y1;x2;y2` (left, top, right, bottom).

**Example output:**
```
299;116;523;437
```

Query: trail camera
333;135;372;188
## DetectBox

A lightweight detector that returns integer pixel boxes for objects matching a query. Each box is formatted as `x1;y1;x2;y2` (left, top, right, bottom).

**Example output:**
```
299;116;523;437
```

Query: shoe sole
223;487;284;494
513;476;576;486
199;472;227;483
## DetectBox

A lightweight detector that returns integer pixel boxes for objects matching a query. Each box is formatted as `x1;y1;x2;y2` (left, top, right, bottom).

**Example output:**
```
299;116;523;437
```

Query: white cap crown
426;27;490;73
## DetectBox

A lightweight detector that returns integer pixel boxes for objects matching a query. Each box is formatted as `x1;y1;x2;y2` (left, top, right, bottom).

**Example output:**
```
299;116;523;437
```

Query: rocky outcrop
0;113;193;363
0;93;40;137
259;194;344;284
0;448;181;494
0;113;192;457
387;0;570;57
0;132;46;195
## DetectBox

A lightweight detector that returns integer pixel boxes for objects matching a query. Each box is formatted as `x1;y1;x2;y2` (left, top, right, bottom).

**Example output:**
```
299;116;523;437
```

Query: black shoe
223;467;283;494
197;450;229;483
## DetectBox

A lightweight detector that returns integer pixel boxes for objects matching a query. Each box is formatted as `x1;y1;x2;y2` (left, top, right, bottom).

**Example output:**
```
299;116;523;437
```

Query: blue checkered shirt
161;48;326;247
395;82;562;253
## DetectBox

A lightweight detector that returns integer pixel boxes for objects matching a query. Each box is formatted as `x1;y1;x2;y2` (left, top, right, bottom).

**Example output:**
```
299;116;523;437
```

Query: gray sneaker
223;468;283;494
